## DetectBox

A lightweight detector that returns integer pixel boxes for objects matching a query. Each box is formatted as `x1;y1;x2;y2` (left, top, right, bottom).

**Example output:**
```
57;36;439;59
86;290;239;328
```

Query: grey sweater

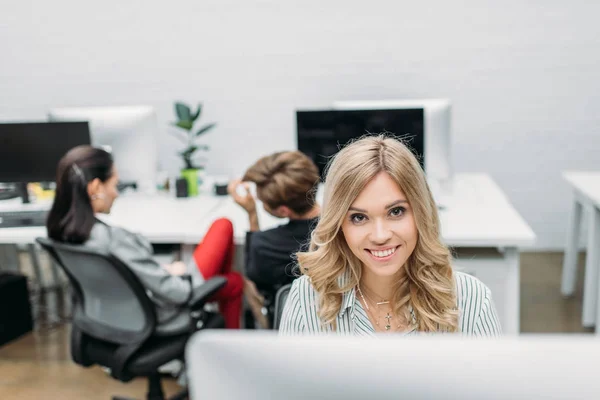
85;221;198;335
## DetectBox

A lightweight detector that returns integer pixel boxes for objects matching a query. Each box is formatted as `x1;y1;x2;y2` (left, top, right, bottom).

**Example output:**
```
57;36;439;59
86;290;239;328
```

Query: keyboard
0;210;49;228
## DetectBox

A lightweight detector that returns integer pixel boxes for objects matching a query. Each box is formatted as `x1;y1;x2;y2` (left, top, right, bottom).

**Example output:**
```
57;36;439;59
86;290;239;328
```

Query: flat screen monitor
296;109;424;180
187;331;600;400
0;121;91;183
48;106;158;194
332;99;452;187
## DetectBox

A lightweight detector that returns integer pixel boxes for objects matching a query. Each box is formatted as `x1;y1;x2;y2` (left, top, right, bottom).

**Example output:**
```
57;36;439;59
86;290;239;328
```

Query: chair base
112;391;187;400
111;374;188;400
112;389;187;400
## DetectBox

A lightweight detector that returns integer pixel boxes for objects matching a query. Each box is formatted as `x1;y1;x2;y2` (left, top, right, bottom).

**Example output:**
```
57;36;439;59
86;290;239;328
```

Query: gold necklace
356;286;399;331
359;284;390;306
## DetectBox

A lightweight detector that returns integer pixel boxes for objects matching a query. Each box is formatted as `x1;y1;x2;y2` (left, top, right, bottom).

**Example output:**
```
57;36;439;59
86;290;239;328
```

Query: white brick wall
2;0;600;249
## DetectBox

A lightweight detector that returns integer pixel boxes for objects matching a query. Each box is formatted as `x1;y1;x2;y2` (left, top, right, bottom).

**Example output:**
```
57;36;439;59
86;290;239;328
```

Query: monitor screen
296;109;424;179
48;106;158;193
0;121;91;182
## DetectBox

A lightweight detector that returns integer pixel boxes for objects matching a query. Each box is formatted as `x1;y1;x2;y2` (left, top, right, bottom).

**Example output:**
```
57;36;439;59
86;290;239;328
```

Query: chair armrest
188;277;227;310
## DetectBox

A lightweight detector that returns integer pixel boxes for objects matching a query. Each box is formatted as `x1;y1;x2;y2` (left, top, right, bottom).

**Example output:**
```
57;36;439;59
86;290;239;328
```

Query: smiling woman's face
341;171;418;279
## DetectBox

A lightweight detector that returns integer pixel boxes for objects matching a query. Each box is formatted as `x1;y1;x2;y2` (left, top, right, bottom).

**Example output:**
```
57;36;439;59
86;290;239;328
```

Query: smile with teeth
367;246;398;258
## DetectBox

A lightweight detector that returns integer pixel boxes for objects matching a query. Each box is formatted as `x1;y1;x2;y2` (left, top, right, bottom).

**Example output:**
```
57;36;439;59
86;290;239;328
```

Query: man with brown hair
228;151;320;325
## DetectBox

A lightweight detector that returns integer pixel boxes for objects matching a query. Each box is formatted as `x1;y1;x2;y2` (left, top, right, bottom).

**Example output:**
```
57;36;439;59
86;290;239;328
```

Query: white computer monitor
187;331;599;400
48;106;158;193
332;99;453;205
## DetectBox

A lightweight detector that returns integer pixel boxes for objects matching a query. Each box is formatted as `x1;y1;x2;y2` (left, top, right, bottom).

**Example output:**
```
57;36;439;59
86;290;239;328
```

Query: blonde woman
279;135;501;336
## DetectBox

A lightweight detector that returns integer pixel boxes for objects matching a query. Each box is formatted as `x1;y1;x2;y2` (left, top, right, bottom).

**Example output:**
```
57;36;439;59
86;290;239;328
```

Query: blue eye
350;213;367;224
389;207;406;217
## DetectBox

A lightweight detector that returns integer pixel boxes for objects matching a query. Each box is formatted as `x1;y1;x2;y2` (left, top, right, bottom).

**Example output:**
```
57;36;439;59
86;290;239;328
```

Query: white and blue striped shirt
279;270;501;336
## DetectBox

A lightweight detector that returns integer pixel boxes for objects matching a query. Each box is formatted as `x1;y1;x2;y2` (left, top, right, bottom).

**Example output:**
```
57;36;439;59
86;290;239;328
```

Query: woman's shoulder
281;274;335;335
453;270;502;335
452;270;490;293
290;275;318;299
453;270;494;319
288;275;322;316
86;221;112;246
88;221;138;248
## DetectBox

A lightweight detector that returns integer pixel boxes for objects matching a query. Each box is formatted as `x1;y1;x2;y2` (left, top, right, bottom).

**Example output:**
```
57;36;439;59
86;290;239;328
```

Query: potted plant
171;101;216;196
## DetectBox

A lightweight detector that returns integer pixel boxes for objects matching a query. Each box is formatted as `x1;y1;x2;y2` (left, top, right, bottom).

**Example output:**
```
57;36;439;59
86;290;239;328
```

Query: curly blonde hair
296;134;458;332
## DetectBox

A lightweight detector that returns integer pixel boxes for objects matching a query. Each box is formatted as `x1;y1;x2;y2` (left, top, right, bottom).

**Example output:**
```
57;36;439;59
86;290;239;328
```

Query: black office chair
272;283;292;330
253;283;282;329
36;237;226;400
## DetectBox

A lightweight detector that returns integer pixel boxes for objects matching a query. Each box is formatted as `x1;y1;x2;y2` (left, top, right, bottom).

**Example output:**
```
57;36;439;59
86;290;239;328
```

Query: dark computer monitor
0;121;91;202
296;109;424;180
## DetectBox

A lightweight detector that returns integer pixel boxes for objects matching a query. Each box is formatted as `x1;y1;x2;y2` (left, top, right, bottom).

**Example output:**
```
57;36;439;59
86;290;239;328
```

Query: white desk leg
562;197;583;296
583;205;600;327
595;210;600;333
504;247;520;335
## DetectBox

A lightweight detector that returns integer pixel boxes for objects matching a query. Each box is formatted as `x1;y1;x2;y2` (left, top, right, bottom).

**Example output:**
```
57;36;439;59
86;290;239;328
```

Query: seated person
46;145;243;332
228;151;320;303
279;135;501;336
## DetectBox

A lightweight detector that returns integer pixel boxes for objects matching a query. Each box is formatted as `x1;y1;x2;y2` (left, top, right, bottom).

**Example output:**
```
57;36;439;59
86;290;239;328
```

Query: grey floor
520;252;592;333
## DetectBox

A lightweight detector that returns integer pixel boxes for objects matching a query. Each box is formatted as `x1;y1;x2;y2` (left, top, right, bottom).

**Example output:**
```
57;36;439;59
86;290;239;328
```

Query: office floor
0;251;593;399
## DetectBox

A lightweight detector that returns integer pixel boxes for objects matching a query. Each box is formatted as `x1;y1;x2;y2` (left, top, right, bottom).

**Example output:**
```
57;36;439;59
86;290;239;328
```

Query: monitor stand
18;182;31;204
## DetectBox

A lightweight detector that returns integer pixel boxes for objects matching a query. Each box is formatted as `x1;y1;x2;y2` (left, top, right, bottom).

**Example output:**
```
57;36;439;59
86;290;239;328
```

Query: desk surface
438;173;535;247
563;171;600;207
0;192;223;245
0;173;535;248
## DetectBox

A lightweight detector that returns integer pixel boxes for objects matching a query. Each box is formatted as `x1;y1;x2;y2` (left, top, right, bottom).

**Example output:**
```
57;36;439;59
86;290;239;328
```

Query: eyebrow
348;199;408;213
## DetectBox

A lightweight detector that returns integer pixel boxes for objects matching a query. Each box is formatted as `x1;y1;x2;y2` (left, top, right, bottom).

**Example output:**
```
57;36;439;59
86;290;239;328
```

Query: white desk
0;192;224;289
0;192;223;245
561;171;600;330
0;173;535;334
101;192;223;243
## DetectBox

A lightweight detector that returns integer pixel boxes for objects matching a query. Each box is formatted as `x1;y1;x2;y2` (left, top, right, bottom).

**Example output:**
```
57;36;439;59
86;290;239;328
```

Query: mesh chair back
273;283;292;330
36;237;155;344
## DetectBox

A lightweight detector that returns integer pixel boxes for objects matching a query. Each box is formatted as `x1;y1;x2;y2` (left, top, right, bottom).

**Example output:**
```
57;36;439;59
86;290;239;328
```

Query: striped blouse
279;270;501;336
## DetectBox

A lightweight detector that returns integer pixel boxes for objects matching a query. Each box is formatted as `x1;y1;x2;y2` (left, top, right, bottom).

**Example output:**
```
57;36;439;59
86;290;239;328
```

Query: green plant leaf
179;146;198;158
175;102;192;121
191;103;202;122
173;120;193;131
195;123;216;137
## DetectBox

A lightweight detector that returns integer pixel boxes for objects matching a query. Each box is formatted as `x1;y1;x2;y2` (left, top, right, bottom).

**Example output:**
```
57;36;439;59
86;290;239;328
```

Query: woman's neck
360;269;402;301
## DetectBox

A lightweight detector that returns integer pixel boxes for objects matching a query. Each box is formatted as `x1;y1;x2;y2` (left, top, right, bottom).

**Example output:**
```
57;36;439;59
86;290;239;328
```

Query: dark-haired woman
47;145;243;332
